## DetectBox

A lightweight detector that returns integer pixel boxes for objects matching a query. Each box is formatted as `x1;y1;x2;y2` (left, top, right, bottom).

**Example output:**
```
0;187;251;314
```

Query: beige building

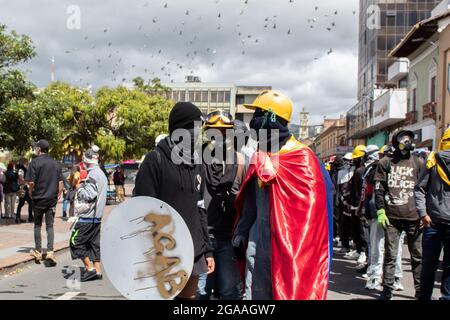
314;118;348;162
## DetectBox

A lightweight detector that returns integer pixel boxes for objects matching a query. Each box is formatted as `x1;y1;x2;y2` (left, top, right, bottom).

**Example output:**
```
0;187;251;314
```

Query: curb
0;241;69;272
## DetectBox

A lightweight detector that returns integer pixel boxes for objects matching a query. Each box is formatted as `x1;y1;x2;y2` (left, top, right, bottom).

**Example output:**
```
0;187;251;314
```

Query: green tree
94;85;173;162
0;24;36;110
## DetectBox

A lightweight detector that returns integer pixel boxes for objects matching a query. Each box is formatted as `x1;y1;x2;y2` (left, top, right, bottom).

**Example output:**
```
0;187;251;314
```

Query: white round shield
101;196;194;300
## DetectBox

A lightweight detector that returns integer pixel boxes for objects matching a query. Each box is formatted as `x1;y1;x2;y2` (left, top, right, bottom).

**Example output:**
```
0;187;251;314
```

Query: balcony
404;111;417;126
388;58;409;83
422;102;437;121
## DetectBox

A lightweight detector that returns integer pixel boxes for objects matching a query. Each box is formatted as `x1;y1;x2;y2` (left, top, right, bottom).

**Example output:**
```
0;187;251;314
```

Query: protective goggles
204;110;233;126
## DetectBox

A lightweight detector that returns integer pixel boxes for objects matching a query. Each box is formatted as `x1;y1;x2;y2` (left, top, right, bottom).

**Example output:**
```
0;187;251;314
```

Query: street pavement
0;184;443;300
0;243;443;300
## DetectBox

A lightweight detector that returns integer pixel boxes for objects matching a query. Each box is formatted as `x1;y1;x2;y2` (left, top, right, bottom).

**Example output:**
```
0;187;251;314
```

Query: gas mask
398;136;415;155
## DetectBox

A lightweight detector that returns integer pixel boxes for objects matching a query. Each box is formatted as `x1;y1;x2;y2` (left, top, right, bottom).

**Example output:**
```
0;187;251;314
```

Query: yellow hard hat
204;110;234;129
244;90;293;122
352;145;367;159
380;145;388;155
439;128;450;151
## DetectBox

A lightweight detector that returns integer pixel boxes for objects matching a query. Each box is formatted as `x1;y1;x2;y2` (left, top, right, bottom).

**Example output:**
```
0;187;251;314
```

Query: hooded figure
232;90;333;300
374;130;425;300
415;128;450;300
133;102;214;300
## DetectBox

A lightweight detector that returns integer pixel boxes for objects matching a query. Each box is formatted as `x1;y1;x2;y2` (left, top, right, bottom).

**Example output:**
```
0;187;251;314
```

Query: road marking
56;291;80;300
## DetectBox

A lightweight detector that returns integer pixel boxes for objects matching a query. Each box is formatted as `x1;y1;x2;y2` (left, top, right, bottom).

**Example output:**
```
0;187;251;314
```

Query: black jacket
415;151;450;225
133;137;213;260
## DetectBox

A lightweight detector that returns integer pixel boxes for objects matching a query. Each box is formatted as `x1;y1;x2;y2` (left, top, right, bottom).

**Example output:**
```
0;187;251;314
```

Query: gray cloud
1;0;358;124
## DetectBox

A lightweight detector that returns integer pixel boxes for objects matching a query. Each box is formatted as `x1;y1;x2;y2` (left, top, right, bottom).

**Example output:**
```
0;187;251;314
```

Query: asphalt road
0;246;442;300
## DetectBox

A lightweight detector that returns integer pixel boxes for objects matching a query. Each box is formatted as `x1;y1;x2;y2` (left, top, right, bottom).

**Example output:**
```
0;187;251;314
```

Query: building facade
391;5;450;149
348;0;441;145
314;118;348;162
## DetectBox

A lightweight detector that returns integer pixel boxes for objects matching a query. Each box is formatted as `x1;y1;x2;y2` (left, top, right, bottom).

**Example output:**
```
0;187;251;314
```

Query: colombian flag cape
235;137;333;300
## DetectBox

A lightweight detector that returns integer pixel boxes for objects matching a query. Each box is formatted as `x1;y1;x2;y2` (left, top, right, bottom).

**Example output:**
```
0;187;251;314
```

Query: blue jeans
420;224;450;300
197;238;243;300
62;199;69;217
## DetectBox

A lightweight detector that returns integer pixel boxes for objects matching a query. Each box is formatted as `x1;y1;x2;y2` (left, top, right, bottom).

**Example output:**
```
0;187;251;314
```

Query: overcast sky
0;0;359;125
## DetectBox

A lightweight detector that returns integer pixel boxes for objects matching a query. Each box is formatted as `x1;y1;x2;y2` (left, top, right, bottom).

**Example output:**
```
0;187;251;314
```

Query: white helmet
343;153;353;161
365;145;380;161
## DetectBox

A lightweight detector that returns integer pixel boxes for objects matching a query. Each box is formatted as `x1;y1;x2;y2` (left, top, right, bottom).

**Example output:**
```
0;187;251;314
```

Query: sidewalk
0;184;133;270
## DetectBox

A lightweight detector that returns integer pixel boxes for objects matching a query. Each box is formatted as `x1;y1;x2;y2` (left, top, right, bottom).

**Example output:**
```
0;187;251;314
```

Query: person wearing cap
232;90;333;300
134;102;214;300
69;146;108;282
347;145;369;267
415;128;450;300
197;111;245;300
374;130;425;300
25;140;63;266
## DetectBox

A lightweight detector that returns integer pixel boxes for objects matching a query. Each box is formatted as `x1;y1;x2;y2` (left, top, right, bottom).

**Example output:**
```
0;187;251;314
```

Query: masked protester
347;145;369;268
133;102;214;300
336;153;354;255
330;155;343;244
232;90;333;300
415;128;450;300
358;146;405;290
69;146;108;282
197;111;245;300
374;130;425;300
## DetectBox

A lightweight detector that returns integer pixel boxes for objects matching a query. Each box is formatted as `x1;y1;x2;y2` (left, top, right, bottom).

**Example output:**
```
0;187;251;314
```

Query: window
430;76;436;102
201;91;209;103
211;91;217;103
179;91;186;102
224;91;231;103
218;91;224;103
188;91;195;102
195;91;202;102
412;88;417;112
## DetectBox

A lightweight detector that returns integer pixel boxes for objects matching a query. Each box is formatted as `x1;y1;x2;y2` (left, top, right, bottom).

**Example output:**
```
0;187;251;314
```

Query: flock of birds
61;0;357;87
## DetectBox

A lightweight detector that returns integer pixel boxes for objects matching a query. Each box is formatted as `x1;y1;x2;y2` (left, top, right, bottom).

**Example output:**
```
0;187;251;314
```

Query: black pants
16;193;33;220
34;206;55;252
70;222;101;262
339;211;352;249
383;219;422;293
351;214;368;254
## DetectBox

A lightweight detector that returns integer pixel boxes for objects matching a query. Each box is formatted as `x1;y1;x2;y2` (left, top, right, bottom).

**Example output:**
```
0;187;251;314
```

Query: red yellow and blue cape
234;137;333;300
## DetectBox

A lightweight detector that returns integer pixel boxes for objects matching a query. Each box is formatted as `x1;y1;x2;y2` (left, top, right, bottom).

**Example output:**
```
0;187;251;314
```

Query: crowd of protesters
1;93;449;300
326;128;450;300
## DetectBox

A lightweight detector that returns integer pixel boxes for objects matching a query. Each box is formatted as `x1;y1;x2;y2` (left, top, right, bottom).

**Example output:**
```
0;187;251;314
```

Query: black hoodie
374;131;424;220
133;137;213;260
415;150;450;225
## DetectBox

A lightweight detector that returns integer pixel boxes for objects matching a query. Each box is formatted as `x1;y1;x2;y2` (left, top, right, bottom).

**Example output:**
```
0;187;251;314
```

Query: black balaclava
250;109;291;152
392;130;415;159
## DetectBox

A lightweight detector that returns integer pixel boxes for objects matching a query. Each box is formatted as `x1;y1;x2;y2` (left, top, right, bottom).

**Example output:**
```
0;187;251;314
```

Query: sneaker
344;250;360;260
28;217;34;223
378;288;393;300
81;269;98;282
96;273;103;280
362;273;370;279
30;249;43;263
393;278;404;291
366;278;381;290
45;251;57;266
338;247;351;255
357;252;367;265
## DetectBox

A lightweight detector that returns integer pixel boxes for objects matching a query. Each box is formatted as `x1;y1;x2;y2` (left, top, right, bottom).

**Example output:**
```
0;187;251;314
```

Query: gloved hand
377;209;390;229
232;235;247;260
